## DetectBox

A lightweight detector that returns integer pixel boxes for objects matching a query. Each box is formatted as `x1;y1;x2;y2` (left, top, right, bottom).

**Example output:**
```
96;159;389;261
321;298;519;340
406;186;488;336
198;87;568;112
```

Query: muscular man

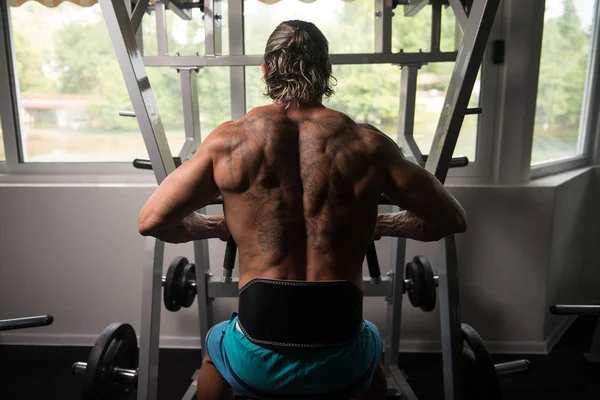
138;20;466;400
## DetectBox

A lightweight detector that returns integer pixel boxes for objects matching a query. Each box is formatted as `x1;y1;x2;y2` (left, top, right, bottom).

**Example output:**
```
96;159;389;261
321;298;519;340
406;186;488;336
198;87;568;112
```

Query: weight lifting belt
237;279;364;348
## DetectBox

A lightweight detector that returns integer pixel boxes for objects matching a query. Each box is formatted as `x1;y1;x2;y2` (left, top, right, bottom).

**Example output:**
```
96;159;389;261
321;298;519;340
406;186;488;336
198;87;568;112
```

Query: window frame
529;0;600;179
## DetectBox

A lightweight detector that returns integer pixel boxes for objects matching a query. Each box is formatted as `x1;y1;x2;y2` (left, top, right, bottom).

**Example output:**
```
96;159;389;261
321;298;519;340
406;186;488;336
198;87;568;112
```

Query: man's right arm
372;130;467;242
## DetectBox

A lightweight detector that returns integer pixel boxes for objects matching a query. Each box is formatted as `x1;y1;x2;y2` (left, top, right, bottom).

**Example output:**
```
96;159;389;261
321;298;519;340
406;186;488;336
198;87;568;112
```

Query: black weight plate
405;261;425;308
413;256;436;312
181;263;196;308
462;323;501;400
164;256;189;312
462;348;481;400
83;323;138;400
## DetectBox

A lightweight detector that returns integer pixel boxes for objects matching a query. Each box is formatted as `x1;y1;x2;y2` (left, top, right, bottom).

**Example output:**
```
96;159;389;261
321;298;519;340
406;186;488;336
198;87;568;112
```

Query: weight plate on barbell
181;263;196;308
413;256;436;312
405;260;425;308
461;323;501;400
164;256;189;312
82;322;138;400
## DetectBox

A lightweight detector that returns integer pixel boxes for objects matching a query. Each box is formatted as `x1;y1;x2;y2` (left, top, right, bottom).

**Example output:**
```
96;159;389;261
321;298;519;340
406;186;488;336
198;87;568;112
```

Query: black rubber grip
0;315;54;332
222;237;238;276
422;155;469;168
365;243;381;280
132;157;182;170
465;107;483;115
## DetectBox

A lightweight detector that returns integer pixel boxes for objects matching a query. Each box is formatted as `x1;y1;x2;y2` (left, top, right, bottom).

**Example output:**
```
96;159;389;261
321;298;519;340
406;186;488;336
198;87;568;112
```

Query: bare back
213;105;387;289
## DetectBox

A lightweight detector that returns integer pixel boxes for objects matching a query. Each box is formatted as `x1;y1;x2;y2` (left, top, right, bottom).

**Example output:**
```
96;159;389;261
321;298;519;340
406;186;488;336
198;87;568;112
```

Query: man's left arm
138;128;229;244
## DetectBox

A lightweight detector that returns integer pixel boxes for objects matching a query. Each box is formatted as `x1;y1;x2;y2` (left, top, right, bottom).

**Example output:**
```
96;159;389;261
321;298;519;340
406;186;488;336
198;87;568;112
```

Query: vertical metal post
100;0;176;183
431;3;442;52
425;0;500;183
374;0;393;53
194;239;214;354
137;237;164;400
385;237;406;372
204;0;223;56
438;235;463;400
0;0;24;166
156;1;169;57
399;65;423;166
229;0;246;119
179;68;201;159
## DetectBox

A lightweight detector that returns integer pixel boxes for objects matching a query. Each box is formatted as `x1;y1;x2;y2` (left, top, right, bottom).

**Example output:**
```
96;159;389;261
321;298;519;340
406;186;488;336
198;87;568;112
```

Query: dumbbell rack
92;0;509;399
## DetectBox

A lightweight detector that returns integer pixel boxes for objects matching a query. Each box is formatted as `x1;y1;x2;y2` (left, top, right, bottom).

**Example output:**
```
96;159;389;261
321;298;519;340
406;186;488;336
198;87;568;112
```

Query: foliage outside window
10;2;230;162
10;0;478;164
532;0;596;165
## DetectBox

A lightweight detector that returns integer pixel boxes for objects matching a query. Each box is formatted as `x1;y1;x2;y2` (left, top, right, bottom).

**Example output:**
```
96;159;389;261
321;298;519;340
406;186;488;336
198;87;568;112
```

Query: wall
0;169;598;353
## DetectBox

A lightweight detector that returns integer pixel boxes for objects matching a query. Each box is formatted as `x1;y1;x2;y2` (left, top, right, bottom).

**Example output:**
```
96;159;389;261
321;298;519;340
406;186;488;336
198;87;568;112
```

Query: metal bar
386;237;407;370
374;0;393;53
100;0;176;184
181;380;198;400
431;3;442;52
194;239;213;355
204;0;222;56
131;0;150;32
0;315;53;332
550;305;600;315
179;68;201;158
404;0;428;17
438;235;463;400
228;0;246;118
425;0;499;183
398;65;423;166
137;237;164;400
206;276;394;298
0;0;24;166
390;366;418;400
143;51;458;67
162;0;192;20
448;0;468;31
155;1;169;57
494;359;530;376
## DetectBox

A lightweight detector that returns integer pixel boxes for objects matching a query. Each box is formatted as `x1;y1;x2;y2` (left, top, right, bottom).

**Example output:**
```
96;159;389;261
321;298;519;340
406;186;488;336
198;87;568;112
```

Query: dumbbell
72;323;139;400
403;256;438;312
162;238;238;312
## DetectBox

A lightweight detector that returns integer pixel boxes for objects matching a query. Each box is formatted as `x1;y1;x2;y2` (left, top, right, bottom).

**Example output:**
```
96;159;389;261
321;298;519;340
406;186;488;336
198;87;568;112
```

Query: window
9;2;195;162
392;4;457;53
244;0;375;54
532;0;597;165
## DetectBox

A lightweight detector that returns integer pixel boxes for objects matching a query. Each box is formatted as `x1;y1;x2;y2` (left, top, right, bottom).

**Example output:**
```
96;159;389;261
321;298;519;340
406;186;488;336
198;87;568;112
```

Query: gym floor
1;317;598;400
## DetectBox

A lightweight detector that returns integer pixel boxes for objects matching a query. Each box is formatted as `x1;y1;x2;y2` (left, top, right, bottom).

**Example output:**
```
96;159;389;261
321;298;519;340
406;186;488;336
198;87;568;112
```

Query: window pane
142;6;229;56
532;0;596;164
244;0;374;55
246;63;479;161
392;4;457;53
411;64;480;161
11;3;190;162
198;67;232;140
0;115;4;161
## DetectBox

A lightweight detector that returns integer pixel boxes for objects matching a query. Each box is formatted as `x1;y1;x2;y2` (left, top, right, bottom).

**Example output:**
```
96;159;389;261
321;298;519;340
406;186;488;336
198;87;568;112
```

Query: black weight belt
237;278;364;348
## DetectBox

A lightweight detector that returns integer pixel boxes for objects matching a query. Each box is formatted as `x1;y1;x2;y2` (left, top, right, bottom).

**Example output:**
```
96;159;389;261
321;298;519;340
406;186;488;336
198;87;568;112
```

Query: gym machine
0;315;54;331
71;0;530;399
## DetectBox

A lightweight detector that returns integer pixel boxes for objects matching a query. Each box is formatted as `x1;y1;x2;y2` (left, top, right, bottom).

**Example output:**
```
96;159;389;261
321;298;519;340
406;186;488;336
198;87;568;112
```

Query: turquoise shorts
205;313;383;399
